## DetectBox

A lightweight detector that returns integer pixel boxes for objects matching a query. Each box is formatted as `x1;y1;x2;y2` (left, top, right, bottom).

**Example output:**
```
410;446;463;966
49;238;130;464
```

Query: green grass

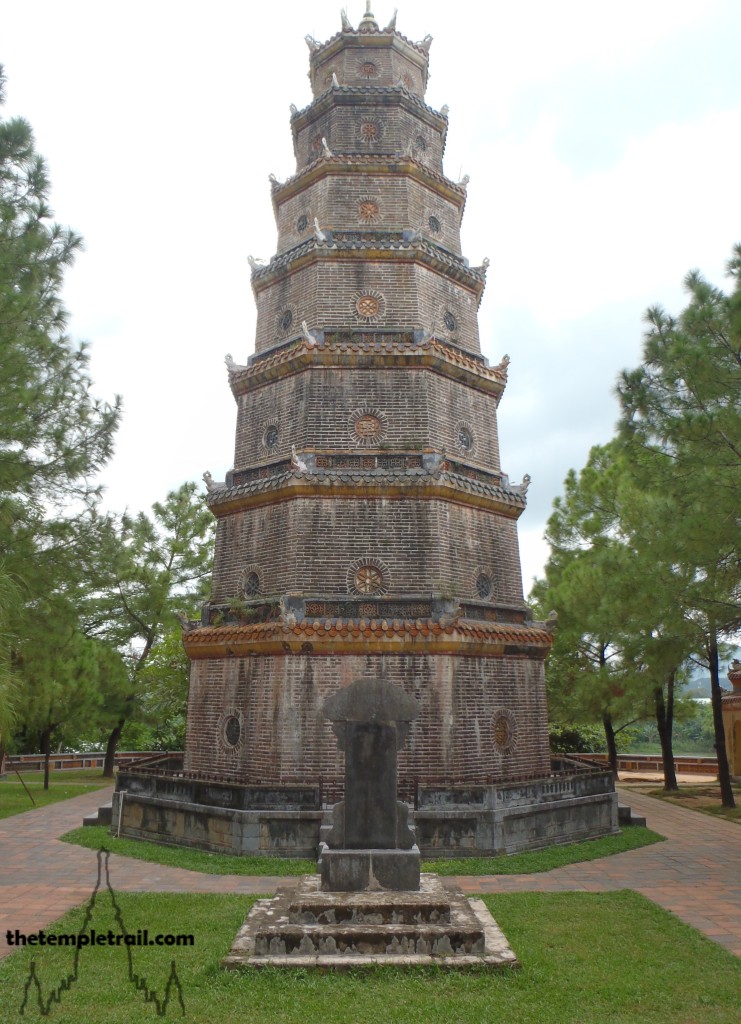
1;890;739;1023
424;825;664;874
61;827;317;875
61;824;663;877
3;768;113;785
0;772;112;820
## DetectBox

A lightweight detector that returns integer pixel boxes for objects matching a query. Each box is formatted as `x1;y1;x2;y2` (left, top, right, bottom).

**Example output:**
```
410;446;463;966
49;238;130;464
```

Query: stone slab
319;844;421;892
222;873;520;971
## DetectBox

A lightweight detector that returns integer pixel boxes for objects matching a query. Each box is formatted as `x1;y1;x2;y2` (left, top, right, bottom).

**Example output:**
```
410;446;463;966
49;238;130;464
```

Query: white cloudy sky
3;0;741;595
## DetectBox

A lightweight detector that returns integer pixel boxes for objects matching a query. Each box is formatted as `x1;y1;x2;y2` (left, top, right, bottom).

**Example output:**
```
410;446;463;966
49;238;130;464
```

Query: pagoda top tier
305;5;432;99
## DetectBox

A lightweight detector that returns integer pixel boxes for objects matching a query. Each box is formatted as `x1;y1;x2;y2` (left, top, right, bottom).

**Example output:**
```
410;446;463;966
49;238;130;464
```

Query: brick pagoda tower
115;7;616;856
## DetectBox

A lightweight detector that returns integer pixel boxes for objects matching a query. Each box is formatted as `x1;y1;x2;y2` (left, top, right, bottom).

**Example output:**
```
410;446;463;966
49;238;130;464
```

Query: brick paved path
1;786;739;960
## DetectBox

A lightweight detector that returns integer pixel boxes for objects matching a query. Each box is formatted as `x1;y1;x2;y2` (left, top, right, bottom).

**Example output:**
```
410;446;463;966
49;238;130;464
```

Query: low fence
5;750;718;777
4;751;179;773
568;753;717;776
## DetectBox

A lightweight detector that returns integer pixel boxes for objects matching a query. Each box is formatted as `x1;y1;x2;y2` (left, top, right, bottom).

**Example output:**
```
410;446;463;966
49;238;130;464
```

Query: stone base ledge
222;874;519;971
319;844;421;891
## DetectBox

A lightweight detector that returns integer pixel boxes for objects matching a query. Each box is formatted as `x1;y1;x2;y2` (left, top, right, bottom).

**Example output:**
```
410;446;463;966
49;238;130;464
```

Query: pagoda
114;6;616;857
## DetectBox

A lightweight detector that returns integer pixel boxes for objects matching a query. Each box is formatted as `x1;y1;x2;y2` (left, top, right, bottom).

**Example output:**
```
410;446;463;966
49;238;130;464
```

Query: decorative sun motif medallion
350;407;387;446
217;708;244;754
356;565;383;593
492;710;518;755
347;557;390;596
358;198;380;223
353;290;385;322
428;215;441;234
359;120;380;142
296;214;308;233
414;134;427;151
443;310;457;332
355;414;382;439
359;61;378;78
402;72;415;90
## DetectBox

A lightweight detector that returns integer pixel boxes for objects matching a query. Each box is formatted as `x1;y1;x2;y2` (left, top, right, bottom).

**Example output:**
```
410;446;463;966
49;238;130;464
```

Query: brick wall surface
183;653;550;786
275;173;462;256
210;498;523;606
311;45;426;100
295;101;444;172
254;260;480;353
232;366;500;472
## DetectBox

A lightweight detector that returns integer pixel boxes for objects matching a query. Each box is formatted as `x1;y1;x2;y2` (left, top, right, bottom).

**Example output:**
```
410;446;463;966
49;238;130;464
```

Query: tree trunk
103;718;125;778
602;713;619;777
41;727;52;790
0;742;6;776
708;631;736;808
655;673;678;792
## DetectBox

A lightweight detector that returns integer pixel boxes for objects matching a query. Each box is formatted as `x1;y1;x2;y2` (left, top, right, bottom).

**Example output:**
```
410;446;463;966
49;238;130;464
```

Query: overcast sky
3;0;741;595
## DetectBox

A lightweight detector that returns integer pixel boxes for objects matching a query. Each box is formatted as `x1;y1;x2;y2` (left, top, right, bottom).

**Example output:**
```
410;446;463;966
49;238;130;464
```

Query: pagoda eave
182;619;553;661
205;476;527;519
309;29;431;76
270;156;466;215
250;244;485;300
229;337;506;398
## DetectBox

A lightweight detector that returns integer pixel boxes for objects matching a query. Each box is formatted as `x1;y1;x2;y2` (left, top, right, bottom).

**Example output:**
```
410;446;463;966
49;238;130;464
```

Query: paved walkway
1;786;739;960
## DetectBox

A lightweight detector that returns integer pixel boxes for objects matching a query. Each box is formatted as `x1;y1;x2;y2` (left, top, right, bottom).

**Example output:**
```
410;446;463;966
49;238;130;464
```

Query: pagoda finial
359;1;378;31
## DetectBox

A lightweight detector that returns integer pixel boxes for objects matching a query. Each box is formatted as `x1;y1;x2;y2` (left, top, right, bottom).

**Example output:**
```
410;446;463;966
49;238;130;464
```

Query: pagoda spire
358;1;379;31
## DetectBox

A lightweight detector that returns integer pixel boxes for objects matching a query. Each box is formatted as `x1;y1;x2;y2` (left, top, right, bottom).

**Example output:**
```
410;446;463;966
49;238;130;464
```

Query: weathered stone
320;678;421;891
323;678;419;853
319;846;421;892
222;874;520;971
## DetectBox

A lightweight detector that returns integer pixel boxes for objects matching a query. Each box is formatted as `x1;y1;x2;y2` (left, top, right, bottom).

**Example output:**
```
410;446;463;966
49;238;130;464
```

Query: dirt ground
619;772;741;823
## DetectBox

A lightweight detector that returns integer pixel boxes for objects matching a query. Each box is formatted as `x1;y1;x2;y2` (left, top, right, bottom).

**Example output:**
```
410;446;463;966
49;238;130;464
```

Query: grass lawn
644;785;741;824
0;771;112;821
61;824;664;877
1;890;738;1023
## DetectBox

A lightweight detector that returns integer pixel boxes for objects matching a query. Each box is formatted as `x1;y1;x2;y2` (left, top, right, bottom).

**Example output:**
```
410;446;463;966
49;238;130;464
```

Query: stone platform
222;873;519;970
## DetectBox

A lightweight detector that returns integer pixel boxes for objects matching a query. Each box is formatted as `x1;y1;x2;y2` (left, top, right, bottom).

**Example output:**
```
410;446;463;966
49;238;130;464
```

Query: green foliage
539;247;741;799
0;66;122;767
626;702;717;755
548;723;611;753
616;247;741;804
86;483;214;767
0;67;120;509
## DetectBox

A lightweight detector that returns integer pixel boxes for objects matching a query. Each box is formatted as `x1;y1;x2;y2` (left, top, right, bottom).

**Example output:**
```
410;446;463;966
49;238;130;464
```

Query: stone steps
223;873;519;970
82;801;112;827
618;804;648;828
253;923;486;957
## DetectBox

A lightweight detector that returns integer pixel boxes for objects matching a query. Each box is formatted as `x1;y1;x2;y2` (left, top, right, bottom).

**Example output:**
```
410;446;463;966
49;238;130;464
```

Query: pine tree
617;249;741;807
89;483;214;775
0;66;121;775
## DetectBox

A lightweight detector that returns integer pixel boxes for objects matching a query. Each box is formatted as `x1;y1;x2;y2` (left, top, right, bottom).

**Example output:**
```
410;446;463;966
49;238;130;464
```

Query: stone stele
320;677;421;891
